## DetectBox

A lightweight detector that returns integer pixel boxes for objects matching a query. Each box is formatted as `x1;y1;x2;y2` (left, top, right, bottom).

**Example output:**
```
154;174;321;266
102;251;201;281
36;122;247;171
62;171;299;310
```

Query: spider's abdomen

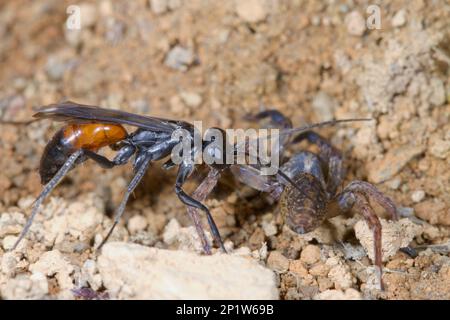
280;173;328;234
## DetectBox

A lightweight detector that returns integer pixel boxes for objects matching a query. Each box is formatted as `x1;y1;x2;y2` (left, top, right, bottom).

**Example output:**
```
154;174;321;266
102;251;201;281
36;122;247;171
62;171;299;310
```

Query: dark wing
33;101;191;133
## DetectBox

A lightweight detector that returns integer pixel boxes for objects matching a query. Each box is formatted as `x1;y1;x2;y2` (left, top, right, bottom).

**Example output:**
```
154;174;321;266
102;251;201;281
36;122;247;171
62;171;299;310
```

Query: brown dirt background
0;0;449;299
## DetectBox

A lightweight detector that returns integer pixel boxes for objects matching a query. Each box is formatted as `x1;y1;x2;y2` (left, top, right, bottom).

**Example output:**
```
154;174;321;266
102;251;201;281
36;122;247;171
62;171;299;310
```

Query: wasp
2;101;369;256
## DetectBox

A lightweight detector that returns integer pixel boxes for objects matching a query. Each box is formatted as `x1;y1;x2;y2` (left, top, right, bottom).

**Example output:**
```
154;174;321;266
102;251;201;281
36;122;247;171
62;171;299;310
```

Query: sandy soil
0;0;449;300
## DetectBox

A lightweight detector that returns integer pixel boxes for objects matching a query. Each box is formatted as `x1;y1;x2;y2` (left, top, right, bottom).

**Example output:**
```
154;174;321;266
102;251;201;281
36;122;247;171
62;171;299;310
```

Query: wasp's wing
33;101;188;133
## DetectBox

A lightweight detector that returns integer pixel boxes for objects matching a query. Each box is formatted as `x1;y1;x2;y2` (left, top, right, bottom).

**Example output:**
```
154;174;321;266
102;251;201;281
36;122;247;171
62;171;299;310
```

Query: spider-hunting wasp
1;102;372;261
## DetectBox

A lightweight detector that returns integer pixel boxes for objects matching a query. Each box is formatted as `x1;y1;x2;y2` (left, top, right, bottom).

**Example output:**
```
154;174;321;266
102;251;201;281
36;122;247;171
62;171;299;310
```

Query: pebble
391;9;407;28
179;91;202;108
345;11;366;36
127;215;148;234
97;242;278;299
411;190;426;203
261;221;277;237
79;3;98;28
429;138;450;159
312;91;337;121
235;0;268;23
300;245;321;265
385;177;402;190
314;288;362;300
149;0;168;15
164;46;195;71
367;145;425;183
267;251;289;273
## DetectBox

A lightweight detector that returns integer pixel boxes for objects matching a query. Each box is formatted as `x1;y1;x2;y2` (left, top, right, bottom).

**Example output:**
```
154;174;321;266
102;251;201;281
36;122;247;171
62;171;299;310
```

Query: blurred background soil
0;0;449;299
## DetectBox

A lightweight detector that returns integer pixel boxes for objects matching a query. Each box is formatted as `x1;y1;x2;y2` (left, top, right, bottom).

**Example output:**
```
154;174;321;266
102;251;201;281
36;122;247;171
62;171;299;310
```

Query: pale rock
0;211;25;238
127;215;148;234
235;0;268;23
1;273;48;299
180;91;202;108
411;190;426;203
429;138;450;159
314;288;362;300
391;10;407;28
2;235;17;251
300;245;321;265
80;259;102;291
367;145;425;183
165;46;195;71
325;256;355;290
29;250;74;290
261;221;277;237
79;3;98;28
97;242;278;299
312;91;337;121
267;251;289;273
345;11;366;36
162;218;213;253
354;218;421;262
149;0;168;15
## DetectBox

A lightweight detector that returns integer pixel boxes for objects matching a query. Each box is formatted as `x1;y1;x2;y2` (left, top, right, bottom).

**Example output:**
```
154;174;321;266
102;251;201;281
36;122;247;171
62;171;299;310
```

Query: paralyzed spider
229;110;399;290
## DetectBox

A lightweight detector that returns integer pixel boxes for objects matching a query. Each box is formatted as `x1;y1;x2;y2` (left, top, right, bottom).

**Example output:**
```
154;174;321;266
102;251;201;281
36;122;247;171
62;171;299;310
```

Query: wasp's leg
12;149;84;250
96;155;152;250
187;168;222;255
83;144;136;169
175;162;226;253
292;131;344;196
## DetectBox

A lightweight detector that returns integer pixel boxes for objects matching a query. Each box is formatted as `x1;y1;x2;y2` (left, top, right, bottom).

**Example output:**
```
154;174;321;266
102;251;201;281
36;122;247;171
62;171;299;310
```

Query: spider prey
225;109;399;290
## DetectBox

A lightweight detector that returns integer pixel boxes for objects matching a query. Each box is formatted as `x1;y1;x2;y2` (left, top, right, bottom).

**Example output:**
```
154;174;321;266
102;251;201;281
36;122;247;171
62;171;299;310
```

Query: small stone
2;235;17;251
97;242;278;299
149;0;168;15
367;145;425;183
1;273;49;299
312;91;337;121
289;260;308;277
164;46;195;71
179;91;202;108
127;215;148;234
261;221;277;237
325;257;355;290
235;0;268;23
309;263;330;277
79;3;98;28
267;251;289;273
429;138;450;159
345;11;366;36
300;245;321;265
411;190;426;203
429;78;446;107
314;288;362;300
162;218;212;253
391;9;407;28
29;250;75;290
385;177;401;190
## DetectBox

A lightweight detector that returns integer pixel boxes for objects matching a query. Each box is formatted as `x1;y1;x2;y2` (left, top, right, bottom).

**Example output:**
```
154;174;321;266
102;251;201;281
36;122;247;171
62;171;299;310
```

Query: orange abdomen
63;123;127;151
